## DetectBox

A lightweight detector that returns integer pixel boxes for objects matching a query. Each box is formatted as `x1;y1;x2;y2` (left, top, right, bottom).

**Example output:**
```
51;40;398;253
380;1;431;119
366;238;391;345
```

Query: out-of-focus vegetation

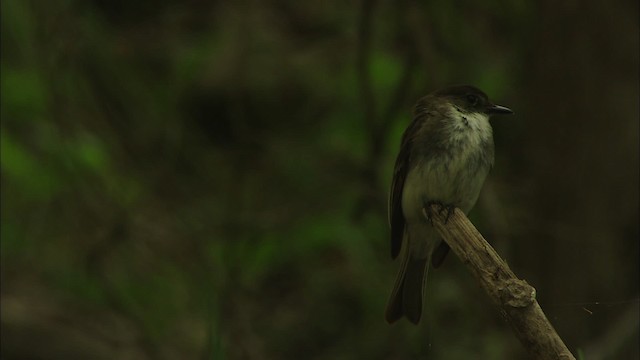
1;1;638;359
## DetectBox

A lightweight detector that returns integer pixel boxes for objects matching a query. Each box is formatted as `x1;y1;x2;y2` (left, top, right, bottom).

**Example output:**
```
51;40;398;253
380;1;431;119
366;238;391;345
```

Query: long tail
385;250;429;324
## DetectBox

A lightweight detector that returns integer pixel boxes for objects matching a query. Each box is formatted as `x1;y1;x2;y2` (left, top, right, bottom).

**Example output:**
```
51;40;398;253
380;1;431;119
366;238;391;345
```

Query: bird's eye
466;94;480;106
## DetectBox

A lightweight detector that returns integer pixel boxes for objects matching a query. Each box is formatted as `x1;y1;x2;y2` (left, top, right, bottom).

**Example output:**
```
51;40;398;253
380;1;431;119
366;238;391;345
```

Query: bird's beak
486;104;513;115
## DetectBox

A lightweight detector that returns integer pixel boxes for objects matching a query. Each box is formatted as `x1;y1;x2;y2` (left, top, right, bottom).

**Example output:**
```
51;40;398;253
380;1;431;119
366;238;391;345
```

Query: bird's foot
422;201;456;225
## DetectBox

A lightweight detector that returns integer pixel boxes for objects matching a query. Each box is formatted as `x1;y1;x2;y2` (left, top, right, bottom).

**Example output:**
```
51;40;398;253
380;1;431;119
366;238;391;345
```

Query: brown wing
388;118;420;259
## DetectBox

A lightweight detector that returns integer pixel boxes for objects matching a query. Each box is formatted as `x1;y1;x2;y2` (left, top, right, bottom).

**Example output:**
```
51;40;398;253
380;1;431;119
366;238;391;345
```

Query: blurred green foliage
1;1;638;359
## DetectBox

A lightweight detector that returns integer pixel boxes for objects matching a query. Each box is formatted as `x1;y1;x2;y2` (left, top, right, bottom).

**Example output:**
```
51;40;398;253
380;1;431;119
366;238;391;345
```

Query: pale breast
401;107;494;222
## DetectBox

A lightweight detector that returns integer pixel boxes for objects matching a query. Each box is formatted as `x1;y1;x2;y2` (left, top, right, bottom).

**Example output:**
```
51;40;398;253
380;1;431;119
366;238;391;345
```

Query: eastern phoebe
385;85;513;324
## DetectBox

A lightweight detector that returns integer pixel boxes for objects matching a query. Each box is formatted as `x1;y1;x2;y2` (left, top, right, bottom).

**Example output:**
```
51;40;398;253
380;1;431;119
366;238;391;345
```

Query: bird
385;85;513;324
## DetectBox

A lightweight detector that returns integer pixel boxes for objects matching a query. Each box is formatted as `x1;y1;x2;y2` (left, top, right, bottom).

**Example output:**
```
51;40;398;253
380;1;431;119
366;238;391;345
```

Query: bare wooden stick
424;205;576;360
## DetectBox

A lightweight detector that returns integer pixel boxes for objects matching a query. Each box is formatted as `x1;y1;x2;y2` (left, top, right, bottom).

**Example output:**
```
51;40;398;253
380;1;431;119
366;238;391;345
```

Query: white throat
446;105;493;147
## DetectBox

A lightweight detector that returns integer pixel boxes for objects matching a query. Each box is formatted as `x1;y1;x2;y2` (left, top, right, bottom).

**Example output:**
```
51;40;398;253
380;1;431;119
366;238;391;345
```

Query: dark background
1;1;638;359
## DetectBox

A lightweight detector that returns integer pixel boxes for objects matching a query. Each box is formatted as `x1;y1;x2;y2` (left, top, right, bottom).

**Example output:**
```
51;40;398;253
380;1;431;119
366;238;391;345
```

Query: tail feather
385;252;429;324
385;249;409;323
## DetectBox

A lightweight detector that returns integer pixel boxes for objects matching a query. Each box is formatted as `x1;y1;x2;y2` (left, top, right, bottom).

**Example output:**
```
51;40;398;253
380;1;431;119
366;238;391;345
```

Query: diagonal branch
424;205;577;360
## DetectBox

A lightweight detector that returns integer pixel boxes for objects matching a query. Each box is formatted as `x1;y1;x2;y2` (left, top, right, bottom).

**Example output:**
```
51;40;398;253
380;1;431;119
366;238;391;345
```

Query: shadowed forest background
1;1;638;359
